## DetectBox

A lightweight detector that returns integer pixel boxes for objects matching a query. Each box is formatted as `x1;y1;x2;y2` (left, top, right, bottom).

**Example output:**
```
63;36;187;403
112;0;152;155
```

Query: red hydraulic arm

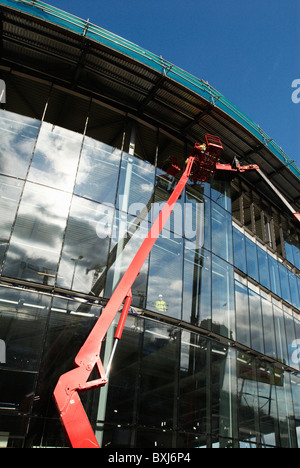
53;132;300;448
53;138;224;448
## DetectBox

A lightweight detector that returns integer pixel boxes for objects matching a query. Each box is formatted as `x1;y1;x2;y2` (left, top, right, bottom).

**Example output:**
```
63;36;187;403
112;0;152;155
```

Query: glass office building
0;0;300;448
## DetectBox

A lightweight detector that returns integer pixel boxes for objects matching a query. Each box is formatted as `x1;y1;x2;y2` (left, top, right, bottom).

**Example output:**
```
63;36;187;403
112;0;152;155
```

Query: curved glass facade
0;104;299;448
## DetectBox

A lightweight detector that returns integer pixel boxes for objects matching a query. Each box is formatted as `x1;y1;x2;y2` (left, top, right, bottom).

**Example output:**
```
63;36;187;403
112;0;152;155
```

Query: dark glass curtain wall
0;104;299;448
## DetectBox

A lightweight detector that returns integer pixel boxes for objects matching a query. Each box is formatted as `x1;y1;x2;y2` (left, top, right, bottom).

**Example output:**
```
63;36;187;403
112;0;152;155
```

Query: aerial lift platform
53;134;300;448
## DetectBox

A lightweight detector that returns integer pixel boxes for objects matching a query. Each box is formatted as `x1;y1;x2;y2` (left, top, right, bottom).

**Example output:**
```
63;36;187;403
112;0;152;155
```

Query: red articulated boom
53;134;223;448
53;133;300;448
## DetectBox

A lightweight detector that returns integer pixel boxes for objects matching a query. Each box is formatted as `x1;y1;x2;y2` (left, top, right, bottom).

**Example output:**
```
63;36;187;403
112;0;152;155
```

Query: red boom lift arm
53;133;299;448
53;143;206;448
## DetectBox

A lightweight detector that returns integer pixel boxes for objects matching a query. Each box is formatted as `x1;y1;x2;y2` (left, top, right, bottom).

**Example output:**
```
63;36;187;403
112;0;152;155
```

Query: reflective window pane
185;189;210;251
248;289;264;354
261;297;276;360
57;197;113;295
179;331;208;437
117;152;155;217
269;256;281;297
105;210;150;308
0;109;40;178
152;168;183;237
288;271;300;309
237;354;259;442
273;305;288;365
278;264;291;304
0;176;23;265
233;227;246;272
75;138;122;205
276;372;297;447
3;183;71;285
211;202;233;263
211;177;231;212
257;362;279;447
211;255;235;340
146;233;183;319
257;246;270;290
183;243;211;328
0;286;50;371
211;344;236;446
28;123;83;192
139;320;180;429
284;311;297;369
245;238;259;281
235;281;250;348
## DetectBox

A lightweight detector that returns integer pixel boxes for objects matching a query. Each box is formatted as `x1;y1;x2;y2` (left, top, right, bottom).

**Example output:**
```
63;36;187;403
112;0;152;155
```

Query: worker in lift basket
156;294;167;312
185;143;207;164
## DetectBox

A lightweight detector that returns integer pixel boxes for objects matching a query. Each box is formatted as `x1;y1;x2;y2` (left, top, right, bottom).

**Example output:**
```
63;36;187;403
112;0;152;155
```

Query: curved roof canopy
0;0;299;214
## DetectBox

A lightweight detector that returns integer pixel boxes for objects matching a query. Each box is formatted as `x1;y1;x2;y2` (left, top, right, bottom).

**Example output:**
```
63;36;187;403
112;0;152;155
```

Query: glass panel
284;312;297;369
288;271;300;309
179;331;208;439
117;152;155;217
273;305;288;365
293;319;300;372
283;231;295;265
249;289;264;354
28;122;83;192
294;246;300;270
75;138;121;205
235;281;250;348
257;246;270;290
231;184;242;223
211;201;233;263
291;373;300;421
268;256;281;297
278;264;291;303
291;374;300;448
283;229;300;269
185;189;210;251
139;319;179;430
56;197;113;295
182;243;211;329
257;362;280;447
233;227;246;273
105;210;150;308
245;238;259;281
211;255;235;340
211;177;231;212
146;232;183;319
276;372;297;447
152;168;183;237
211;344;237;447
0;110;40;179
0;286;50;371
0;176;23;266
3;182;71;285
237;354;259;443
261;297;276;360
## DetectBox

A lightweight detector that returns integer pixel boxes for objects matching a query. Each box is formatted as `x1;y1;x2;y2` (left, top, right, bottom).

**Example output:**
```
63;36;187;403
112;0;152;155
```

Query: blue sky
44;0;300;168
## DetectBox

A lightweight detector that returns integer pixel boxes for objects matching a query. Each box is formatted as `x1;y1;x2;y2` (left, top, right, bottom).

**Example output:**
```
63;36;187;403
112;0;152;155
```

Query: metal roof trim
0;0;299;179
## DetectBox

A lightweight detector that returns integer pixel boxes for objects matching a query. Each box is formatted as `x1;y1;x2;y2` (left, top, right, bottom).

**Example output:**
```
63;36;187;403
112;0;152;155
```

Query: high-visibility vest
155;300;166;312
